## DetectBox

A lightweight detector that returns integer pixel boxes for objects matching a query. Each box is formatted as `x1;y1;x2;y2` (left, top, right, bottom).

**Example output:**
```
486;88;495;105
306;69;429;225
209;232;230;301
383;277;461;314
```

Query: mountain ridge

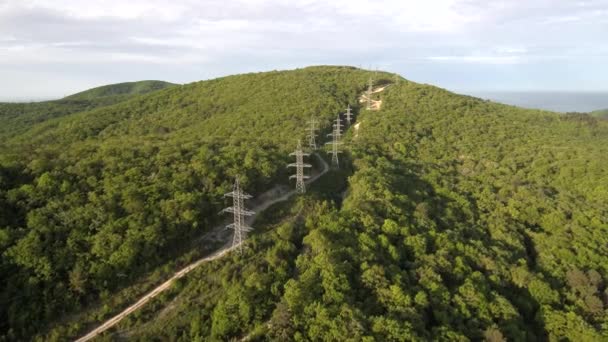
0;80;176;141
63;80;177;100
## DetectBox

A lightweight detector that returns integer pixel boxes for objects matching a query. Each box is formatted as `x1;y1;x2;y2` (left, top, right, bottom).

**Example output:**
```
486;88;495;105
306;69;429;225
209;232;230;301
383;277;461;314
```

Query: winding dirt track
75;154;329;342
359;84;389;110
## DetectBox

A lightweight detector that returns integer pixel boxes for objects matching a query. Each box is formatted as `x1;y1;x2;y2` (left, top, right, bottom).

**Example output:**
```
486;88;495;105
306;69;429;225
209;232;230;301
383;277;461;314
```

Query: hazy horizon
2;75;607;113
465;90;608;113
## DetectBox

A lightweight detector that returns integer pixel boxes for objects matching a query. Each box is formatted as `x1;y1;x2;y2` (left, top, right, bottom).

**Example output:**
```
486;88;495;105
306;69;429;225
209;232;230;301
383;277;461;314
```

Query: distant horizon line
458;90;608;94
3;89;608;104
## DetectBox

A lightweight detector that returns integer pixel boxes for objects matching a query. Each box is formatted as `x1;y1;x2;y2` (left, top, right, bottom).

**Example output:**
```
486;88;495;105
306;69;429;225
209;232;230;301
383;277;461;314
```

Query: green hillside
1;67;607;341
0;66;377;340
0;81;175;141
104;75;608;342
64;80;176;100
590;108;608;119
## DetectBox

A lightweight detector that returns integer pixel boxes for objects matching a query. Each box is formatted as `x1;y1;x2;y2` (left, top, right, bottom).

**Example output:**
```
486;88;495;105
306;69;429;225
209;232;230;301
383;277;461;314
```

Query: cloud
0;0;607;98
24;0;188;20
427;56;523;64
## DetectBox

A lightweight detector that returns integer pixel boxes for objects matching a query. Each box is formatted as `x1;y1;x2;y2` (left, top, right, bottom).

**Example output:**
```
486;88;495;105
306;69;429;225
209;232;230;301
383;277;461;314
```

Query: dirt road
359;84;389;110
75;154;329;342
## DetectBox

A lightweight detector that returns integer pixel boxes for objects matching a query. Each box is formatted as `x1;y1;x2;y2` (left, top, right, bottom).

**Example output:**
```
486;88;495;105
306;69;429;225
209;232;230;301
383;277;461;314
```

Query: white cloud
0;0;607;97
495;47;527;54
541;16;582;24
427;55;523;64
26;0;187;20
325;0;480;32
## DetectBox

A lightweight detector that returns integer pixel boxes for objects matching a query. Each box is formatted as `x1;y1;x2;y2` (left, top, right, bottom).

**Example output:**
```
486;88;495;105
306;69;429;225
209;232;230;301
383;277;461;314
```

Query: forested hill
113;74;608;341
63;80;176;100
2;66;608;341
0;66;379;340
339;82;608;340
0;80;175;140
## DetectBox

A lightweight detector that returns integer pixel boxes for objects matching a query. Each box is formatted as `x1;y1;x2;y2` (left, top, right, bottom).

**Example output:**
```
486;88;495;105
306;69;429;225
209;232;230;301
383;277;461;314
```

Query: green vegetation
0;81;176;140
2;67;608;341
331;83;608;340
64;80;176;100
0;66;376;340
590;108;608;119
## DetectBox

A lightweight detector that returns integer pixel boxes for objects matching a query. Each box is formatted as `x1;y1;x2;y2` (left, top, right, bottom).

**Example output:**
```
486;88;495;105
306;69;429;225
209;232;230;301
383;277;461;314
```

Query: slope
74;154;329;342
64;80;176;100
590;108;608;119
0;80;175;141
98;77;608;341
4;67;608;341
329;82;608;340
0;66;382;341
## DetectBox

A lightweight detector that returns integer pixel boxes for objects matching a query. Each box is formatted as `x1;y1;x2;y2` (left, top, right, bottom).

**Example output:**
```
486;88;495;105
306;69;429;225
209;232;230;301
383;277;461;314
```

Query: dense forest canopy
63;80;176;101
0;66;377;340
1;66;607;341
106;73;608;342
0;80;175;141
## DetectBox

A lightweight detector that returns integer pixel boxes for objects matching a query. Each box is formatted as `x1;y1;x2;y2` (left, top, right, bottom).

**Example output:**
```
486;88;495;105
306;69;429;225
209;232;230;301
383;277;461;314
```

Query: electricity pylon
326;117;343;167
345;105;353;125
333;115;343;138
221;178;254;253
367;77;373;110
288;140;312;194
306;116;319;150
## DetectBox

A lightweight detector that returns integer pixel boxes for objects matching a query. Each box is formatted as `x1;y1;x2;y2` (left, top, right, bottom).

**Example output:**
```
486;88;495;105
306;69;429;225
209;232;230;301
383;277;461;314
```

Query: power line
221;178;254;253
306;116;319;150
367;77;373;110
288;140;312;193
326;116;343;167
345;105;353;125
333;115;343;139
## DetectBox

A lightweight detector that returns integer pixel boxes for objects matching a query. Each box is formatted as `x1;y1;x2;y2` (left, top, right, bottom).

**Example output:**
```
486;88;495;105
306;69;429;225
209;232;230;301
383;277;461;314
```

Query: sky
1;0;607;100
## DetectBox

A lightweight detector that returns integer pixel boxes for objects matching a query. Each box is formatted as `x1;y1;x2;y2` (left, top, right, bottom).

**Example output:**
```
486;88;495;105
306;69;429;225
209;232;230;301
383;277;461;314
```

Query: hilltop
113;74;608;342
1;66;607;341
63;80;176;100
0;80;175;140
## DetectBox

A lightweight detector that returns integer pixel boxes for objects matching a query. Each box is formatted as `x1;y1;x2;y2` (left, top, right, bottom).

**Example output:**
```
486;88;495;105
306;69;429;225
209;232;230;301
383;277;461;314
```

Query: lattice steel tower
288;140;311;194
333;115;343;138
326;116;343;167
306;116;319;150
367;77;373;110
345;105;353;125
221;178;254;253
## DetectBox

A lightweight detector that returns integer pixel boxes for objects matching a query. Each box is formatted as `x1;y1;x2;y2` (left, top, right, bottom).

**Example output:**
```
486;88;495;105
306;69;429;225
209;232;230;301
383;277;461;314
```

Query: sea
463;91;608;113
2;92;607;114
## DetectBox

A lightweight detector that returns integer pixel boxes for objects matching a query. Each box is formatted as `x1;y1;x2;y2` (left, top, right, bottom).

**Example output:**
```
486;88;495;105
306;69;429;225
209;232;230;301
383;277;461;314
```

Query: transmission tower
221;178;254;253
345;105;353;125
333;115;343;138
306;116;319;150
367;77;373;110
288;140;312;194
326;117;343;167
